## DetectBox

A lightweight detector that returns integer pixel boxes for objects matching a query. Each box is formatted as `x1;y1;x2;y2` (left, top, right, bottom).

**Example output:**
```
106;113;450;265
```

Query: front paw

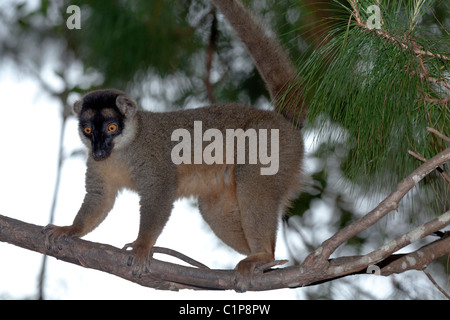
42;224;75;253
123;242;153;278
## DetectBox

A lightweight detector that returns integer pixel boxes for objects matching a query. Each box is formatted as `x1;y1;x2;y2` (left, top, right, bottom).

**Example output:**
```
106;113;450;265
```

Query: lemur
44;0;305;292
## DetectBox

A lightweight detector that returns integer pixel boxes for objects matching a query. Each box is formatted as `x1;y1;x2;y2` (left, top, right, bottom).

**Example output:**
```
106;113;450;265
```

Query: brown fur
211;0;305;125
43;0;306;292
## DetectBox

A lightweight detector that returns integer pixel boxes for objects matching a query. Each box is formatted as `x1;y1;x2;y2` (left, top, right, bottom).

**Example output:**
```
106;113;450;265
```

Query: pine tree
292;0;449;212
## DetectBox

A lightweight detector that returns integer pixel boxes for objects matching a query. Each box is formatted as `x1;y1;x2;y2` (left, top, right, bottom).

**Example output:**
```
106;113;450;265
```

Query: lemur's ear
73;100;83;116
116;95;137;118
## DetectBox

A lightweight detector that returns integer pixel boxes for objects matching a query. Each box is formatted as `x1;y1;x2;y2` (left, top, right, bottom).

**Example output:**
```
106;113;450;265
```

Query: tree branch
349;1;450;62
423;267;450;299
205;9;217;104
303;147;450;269
1;213;449;293
1;148;449;293
326;211;450;277
428;127;450;144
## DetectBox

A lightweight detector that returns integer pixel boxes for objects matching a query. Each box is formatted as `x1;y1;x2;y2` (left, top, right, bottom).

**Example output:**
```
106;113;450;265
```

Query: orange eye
108;124;118;132
84;127;92;135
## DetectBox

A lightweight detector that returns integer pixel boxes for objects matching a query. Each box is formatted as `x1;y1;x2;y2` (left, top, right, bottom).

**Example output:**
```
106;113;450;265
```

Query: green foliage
65;0;202;88
293;0;449;193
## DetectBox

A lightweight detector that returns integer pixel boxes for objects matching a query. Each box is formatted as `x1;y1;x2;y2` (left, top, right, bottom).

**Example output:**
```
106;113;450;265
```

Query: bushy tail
211;0;305;128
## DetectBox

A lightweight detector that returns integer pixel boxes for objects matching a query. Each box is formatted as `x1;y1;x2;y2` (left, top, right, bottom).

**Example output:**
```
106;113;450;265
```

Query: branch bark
303;147;450;268
1;214;449;292
0;149;449;293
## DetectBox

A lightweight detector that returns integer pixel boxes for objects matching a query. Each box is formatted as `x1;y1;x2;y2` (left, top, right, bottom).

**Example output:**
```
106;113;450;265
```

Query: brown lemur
43;0;306;292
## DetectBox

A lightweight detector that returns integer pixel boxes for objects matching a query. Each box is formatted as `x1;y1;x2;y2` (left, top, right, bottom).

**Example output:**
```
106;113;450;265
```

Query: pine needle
288;0;449;207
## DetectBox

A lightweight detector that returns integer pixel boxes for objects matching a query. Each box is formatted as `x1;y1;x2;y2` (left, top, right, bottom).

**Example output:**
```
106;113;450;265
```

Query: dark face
79;96;125;161
75;90;136;161
80;110;124;160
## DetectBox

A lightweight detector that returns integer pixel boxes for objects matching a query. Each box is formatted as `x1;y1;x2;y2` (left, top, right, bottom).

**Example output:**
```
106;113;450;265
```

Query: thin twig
373;27;450;61
348;0;362;25
408;150;428;162
428;127;450;144
424;97;450;105
408;149;450;184
423;268;450;299
205;9;217;104
327;210;450;275
417;72;450;90
303;147;450;268
38;117;68;300
348;1;450;62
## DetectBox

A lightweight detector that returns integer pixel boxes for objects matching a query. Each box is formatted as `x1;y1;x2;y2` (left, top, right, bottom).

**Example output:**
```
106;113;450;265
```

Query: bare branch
349;3;450;62
424;97;450;105
1;211;449;292
326;211;450;276
205;9;217;104
0;150;448;292
380;232;450;275
348;0;362;26
328;232;450;277
304;148;450;268
428;127;450;144
423;268;450;299
408;149;450;183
